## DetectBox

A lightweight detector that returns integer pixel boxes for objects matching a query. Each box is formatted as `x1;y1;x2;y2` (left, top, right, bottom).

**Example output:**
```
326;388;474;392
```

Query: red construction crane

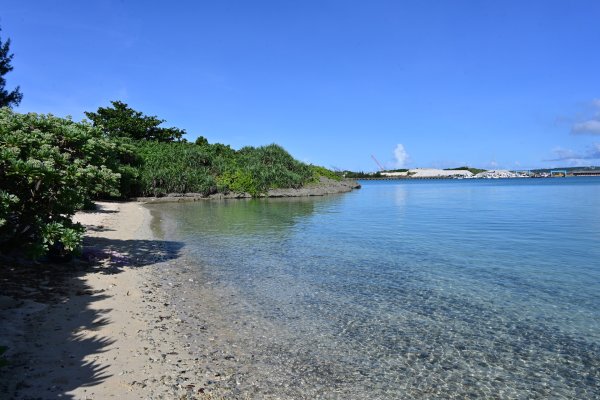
371;154;385;171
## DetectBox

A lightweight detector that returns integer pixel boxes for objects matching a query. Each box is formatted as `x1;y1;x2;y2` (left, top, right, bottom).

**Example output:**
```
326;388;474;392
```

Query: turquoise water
150;178;600;398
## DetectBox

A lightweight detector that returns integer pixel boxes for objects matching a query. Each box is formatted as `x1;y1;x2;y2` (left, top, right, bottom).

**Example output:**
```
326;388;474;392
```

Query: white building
474;170;520;178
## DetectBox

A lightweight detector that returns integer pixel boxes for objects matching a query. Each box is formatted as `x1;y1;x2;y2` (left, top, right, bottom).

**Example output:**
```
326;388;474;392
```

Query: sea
147;177;600;399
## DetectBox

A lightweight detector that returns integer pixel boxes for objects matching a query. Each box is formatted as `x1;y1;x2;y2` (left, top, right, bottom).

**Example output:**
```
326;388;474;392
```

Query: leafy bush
217;169;259;195
134;141;217;196
217;144;314;195
0;103;346;258
133;142;320;197
0;108;122;256
82;102;338;198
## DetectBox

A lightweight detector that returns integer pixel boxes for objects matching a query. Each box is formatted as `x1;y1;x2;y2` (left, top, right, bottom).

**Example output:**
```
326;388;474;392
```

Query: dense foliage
84;101;336;198
85;101;185;142
0;109;124;256
132;142;317;197
134;141;217;196
218;144;315;196
1;101;339;257
0;28;22;108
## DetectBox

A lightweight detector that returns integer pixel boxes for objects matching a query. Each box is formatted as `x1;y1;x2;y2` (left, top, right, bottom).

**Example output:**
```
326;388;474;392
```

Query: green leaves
135;141;216;196
42;222;84;252
85;101;185;142
81;102;338;199
0;102;341;258
216;144;314;195
131;141;322;198
217;169;259;196
0;108;121;256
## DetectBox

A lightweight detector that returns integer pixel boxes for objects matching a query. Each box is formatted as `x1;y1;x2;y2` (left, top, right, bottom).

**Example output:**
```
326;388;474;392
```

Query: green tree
0;28;23;108
0;109;123;258
85;100;185;142
194;136;209;146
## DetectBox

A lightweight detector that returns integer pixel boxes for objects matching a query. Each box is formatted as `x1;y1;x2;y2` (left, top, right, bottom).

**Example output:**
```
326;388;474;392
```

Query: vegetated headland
343;165;600;180
0;102;359;259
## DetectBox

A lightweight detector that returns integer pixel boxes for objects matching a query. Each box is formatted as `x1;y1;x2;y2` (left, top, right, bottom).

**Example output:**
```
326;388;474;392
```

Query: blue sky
2;1;600;171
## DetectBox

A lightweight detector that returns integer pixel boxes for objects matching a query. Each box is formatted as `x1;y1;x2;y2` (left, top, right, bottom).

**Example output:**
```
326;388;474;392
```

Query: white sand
1;202;219;399
408;168;474;178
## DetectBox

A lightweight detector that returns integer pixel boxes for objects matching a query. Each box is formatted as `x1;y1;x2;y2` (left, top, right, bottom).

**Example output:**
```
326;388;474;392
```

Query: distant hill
342;170;382;178
444;166;487;175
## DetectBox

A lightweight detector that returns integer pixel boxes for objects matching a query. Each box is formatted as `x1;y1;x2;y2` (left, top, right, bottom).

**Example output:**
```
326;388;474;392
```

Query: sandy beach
0;201;218;399
0;180;361;400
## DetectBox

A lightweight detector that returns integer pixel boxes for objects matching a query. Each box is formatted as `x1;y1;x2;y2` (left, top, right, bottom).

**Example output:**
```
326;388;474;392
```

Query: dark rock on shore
265;177;361;197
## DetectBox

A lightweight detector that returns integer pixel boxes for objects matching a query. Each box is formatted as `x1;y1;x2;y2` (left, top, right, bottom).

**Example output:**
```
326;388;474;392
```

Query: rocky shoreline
136;177;360;203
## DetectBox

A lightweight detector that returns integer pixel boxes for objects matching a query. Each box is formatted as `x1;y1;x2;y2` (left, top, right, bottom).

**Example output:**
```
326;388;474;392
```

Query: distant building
573;170;600;176
474;170;520;178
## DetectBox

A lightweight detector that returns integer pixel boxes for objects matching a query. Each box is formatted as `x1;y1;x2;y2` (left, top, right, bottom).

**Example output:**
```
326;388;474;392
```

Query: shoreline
2;181;598;398
0;180;359;399
0;201;216;399
137;177;361;204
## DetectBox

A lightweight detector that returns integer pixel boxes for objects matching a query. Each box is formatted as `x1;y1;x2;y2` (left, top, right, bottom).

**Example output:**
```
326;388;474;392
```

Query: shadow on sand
81;236;184;274
0;236;184;399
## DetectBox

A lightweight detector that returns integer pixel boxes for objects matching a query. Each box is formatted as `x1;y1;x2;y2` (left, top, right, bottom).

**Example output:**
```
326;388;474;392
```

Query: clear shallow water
150;178;600;399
